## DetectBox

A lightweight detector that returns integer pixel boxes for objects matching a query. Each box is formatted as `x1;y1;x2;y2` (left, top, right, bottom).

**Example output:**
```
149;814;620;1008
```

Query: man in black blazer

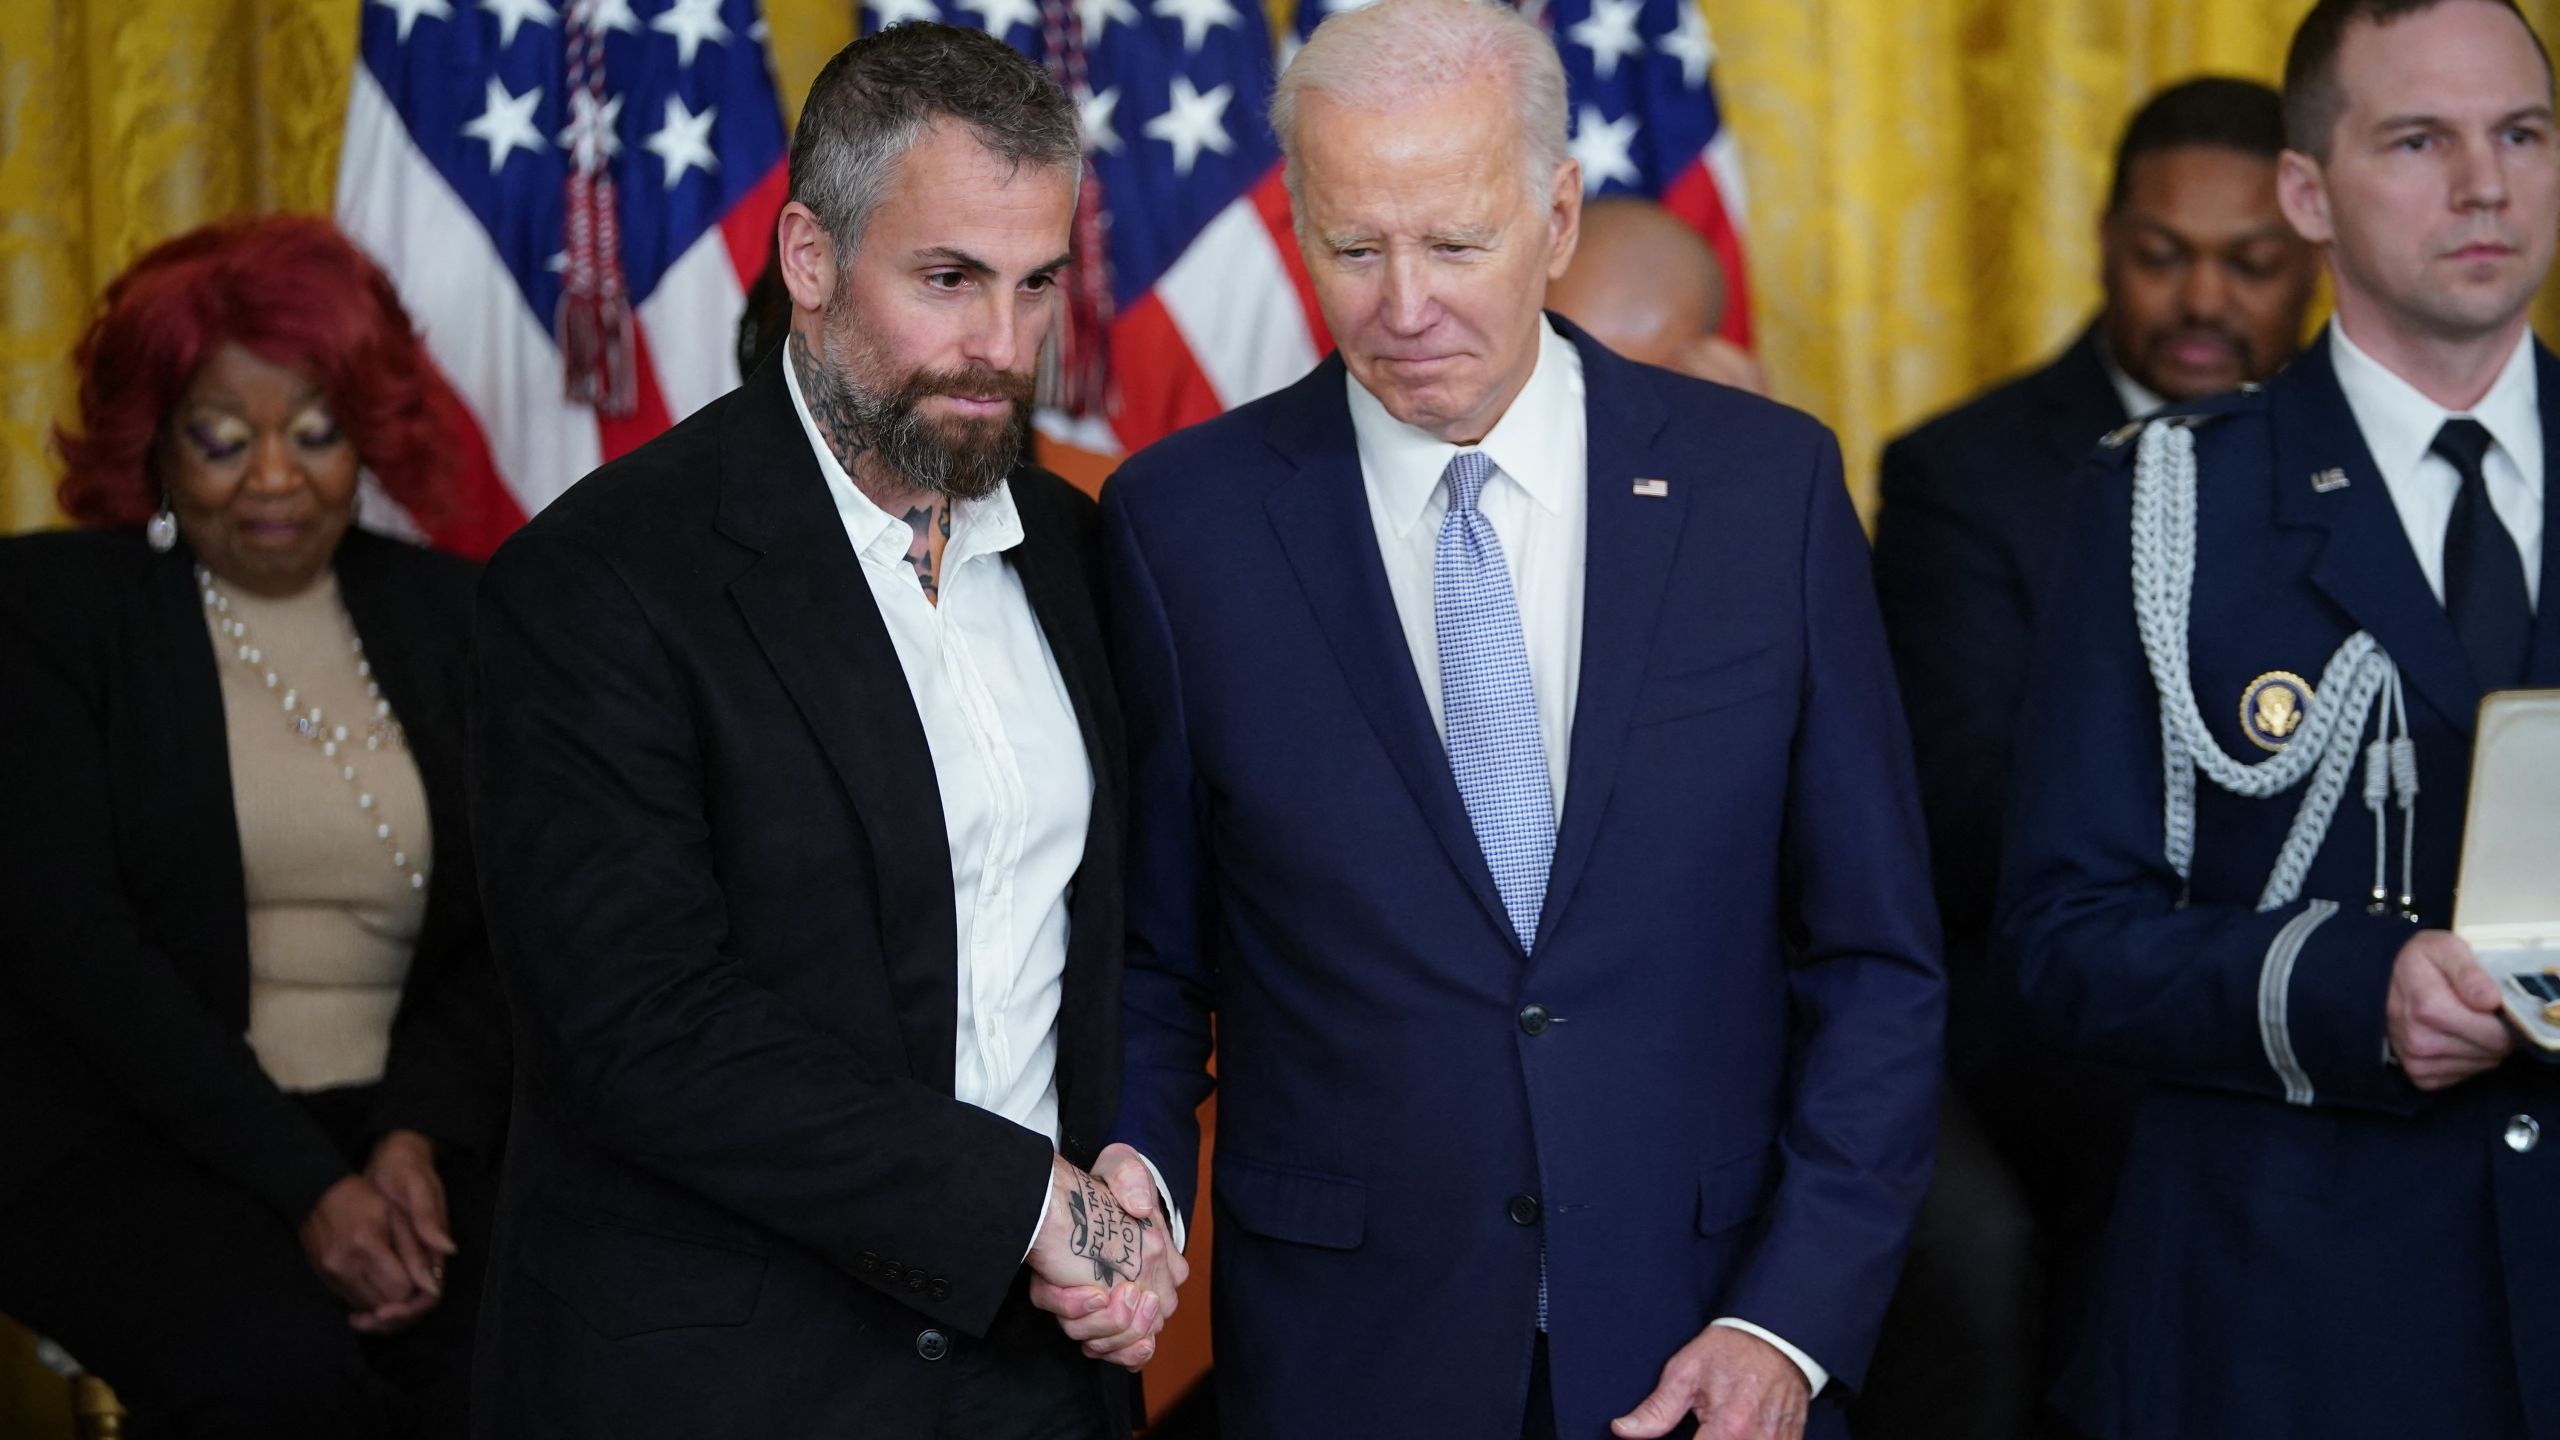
1860;78;2320;1440
468;26;1170;1439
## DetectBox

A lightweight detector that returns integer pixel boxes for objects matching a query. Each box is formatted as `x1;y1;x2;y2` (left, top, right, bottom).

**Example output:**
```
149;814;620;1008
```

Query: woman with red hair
0;215;505;1438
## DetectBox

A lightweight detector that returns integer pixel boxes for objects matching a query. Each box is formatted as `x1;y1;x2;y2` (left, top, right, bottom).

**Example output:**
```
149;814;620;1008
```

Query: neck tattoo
791;329;873;481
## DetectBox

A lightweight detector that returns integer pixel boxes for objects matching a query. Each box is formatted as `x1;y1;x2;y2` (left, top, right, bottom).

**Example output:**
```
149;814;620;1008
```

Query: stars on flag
374;0;453;43
957;0;1042;38
1567;0;1646;81
645;93;720;188
1144;74;1234;176
589;0;643;35
1152;0;1241;55
480;0;556;47
869;0;944;25
1080;0;1141;44
650;0;731;67
1659;4;1714;89
1079;86;1124;155
462;76;548;172
1570;104;1640;192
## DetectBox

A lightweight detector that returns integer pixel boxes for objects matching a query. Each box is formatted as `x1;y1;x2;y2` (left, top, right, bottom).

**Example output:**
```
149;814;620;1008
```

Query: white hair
1270;0;1572;207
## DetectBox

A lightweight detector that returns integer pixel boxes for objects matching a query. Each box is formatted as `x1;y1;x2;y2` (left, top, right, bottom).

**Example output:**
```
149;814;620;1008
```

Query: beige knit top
202;572;431;1093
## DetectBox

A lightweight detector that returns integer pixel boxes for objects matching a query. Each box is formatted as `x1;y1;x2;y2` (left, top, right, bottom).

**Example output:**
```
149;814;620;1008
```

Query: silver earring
145;504;178;553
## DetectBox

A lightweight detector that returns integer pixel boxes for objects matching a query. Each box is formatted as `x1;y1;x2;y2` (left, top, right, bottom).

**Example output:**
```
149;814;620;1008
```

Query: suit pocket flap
1633;642;1791;728
518;1206;768;1339
1216;1154;1366;1250
1697;1148;1775;1236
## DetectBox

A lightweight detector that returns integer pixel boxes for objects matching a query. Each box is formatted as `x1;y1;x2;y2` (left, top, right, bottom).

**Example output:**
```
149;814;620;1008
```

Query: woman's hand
299;1173;430;1330
353;1129;454;1334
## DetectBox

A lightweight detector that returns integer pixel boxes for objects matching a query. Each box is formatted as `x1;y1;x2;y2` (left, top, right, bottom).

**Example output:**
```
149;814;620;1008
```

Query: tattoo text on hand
1066;1172;1149;1286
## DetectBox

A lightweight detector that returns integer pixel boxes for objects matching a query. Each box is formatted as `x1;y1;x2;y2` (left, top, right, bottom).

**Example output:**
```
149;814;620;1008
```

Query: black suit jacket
0;528;507;1224
467;355;1127;1439
1871;326;2127;1063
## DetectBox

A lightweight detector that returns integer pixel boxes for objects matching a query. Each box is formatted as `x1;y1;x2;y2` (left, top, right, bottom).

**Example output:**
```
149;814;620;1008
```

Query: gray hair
788;23;1081;257
1271;0;1572;207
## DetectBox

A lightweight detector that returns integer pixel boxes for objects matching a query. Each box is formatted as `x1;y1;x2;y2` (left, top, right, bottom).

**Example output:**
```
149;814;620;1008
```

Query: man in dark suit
1086;1;1942;1436
1858;77;2320;1440
2003;2;2560;1435
467;26;1173;1439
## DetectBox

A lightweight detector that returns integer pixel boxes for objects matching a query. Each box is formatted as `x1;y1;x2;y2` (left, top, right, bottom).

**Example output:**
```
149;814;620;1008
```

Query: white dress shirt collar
783;347;1026;574
1346;318;1584;536
2095;338;2166;422
2330;319;2540;485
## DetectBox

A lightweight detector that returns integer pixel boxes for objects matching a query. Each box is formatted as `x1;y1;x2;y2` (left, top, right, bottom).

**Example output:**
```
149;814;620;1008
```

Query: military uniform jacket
2000;332;2560;1440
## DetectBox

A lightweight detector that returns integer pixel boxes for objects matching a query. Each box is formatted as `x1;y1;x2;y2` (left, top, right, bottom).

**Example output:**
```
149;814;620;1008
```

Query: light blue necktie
1435;450;1557;952
1434;450;1558;1330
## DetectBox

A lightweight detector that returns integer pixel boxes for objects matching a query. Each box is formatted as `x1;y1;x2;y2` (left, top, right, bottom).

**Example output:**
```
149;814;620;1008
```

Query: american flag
864;0;1751;457
336;0;790;556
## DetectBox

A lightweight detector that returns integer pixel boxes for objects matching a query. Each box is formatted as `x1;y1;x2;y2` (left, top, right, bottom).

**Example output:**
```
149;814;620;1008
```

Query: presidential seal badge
2241;671;2314;751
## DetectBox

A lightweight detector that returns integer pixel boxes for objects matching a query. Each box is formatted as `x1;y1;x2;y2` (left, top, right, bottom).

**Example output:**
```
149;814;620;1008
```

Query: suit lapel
1261;359;1521;951
1536;327;1681;946
2528;344;2560;688
2271;334;2481;733
2038;324;2134;472
155;539;252;1002
718;357;960;1091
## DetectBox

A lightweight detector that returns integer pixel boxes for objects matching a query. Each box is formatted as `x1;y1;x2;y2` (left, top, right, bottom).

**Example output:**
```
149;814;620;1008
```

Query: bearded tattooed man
468;24;1166;1440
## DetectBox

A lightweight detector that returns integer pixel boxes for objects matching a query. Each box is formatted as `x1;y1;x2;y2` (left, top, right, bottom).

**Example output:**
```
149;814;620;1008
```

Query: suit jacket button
928;1277;952;1301
858;1251;881;1274
1518;1004;1551;1036
2507;1115;2541;1153
1508;1193;1541;1225
883;1261;908;1284
916;1329;950;1362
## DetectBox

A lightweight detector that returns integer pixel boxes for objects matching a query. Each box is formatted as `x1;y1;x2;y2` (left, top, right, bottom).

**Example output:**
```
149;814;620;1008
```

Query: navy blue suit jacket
1103;320;1943;1439
2001;332;2560;1440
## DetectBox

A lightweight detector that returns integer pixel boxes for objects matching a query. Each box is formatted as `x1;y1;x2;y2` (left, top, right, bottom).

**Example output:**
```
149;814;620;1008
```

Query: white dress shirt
2098;343;2167;425
2331;320;2544;609
785;359;1094;1248
1335;318;1829;1397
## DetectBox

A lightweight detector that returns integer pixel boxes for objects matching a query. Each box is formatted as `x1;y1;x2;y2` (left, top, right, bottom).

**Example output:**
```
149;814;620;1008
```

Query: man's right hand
1026;1153;1186;1368
299;1174;431;1326
2387;929;2514;1091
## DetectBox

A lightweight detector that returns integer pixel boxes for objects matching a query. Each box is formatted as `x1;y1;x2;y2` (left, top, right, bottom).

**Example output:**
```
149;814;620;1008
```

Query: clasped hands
1026;1144;1186;1369
298;1128;458;1335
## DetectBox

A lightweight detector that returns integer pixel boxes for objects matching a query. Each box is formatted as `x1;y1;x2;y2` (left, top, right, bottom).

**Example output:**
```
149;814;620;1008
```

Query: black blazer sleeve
471;528;1053;1332
0;556;348;1223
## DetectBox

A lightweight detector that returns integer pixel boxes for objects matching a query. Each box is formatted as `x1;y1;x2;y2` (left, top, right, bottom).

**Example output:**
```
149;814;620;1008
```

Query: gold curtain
4;0;2559;528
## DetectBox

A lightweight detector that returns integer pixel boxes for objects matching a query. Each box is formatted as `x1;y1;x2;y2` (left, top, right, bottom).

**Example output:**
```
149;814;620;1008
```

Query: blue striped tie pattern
1434;449;1557;952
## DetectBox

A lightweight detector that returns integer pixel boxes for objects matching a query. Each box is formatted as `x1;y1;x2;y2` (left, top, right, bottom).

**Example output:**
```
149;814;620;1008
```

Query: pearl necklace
198;566;424;894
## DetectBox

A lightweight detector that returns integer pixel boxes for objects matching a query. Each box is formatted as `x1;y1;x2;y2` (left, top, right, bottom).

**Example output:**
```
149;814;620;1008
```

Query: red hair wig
54;215;461;529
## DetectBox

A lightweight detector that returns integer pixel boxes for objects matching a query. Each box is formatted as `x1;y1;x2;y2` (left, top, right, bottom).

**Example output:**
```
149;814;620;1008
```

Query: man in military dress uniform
2001;1;2560;1436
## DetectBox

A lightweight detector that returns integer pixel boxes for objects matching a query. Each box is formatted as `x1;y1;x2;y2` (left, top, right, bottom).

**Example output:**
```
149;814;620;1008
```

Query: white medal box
2455;690;2560;1053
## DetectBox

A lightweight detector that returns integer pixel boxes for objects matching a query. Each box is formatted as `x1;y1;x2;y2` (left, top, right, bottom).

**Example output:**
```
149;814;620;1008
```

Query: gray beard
790;329;1026;503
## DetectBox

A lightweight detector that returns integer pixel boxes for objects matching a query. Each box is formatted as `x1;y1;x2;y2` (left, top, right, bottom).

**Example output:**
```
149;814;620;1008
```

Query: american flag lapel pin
1632;477;1670;498
2310;468;2350;493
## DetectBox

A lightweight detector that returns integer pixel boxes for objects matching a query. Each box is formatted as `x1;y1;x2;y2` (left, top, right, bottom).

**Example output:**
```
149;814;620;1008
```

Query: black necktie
2429;418;2533;692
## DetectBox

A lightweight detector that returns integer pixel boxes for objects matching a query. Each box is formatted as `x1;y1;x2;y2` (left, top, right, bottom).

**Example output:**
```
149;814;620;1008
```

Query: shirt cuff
1709;1318;1828;1398
1133;1151;1189;1253
1022;1163;1057;1264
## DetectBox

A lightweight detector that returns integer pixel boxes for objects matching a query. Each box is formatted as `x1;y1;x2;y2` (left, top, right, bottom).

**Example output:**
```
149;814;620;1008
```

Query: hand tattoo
1066;1172;1149;1286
